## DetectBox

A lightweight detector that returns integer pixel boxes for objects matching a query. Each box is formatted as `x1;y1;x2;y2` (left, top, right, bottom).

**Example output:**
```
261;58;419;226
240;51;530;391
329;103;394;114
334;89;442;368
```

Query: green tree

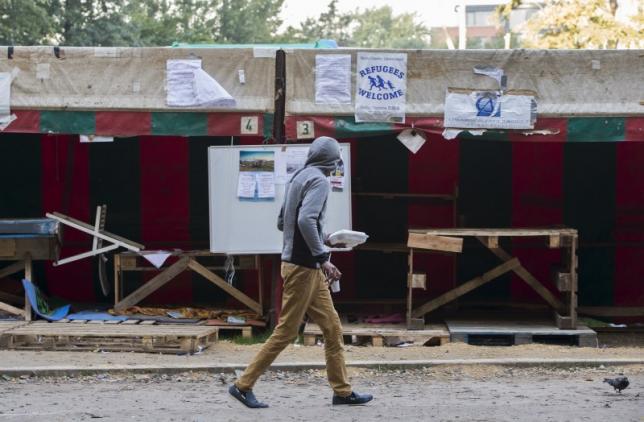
0;0;56;45
350;6;430;49
281;1;431;48
503;0;642;49
278;0;352;45
215;0;284;43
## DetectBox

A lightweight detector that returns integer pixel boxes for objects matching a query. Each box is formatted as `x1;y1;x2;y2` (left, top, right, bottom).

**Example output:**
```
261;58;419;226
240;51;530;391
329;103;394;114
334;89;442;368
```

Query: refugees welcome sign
355;52;407;123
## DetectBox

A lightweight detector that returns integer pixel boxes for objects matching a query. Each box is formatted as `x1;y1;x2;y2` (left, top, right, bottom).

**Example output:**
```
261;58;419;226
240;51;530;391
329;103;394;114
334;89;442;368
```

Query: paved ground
1;365;642;421
1;333;643;371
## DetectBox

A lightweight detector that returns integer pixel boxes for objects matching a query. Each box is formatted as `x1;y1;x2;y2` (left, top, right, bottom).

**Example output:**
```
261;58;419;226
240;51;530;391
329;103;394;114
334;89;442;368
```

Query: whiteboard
208;144;352;254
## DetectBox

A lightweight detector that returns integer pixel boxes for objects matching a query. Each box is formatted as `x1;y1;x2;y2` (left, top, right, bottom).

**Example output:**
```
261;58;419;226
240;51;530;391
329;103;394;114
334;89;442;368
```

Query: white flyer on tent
355;52;407;123
444;91;535;130
237;172;257;198
166;59;236;108
315;54;352;105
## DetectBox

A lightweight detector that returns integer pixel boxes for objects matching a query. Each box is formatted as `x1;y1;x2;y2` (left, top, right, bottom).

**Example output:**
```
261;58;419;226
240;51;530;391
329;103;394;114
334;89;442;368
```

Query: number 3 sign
296;120;315;139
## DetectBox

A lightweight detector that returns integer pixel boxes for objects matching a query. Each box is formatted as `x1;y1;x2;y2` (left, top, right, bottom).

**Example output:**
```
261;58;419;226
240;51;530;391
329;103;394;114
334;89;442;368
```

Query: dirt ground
0;333;642;369
0;365;642;421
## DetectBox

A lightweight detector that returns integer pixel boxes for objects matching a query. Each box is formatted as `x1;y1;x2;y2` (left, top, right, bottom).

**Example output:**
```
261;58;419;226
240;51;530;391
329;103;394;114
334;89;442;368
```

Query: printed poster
275;148;308;185
237;150;275;200
355;52;407;123
315;54;352;105
443;90;536;130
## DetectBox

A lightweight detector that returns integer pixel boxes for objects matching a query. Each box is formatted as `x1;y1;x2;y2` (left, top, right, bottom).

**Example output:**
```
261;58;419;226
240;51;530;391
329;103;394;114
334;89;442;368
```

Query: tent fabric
3;109;273;138
1;46;274;112
285;115;644;142
1;132;643;311
286;49;644;117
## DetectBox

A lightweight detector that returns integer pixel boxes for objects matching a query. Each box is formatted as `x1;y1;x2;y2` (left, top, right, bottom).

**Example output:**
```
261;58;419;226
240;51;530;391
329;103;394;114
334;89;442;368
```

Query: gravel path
1;365;642;421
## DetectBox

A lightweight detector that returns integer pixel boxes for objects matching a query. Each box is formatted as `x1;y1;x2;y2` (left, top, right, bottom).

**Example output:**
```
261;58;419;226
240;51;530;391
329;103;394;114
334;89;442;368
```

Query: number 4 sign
240;116;259;135
296;120;315;139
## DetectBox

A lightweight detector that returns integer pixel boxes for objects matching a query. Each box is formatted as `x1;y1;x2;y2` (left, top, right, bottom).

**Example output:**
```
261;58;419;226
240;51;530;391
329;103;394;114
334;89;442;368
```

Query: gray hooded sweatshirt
277;137;341;268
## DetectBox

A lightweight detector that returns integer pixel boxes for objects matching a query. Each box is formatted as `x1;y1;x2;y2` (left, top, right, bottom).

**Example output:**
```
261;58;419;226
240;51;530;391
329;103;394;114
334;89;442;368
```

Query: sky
280;0;510;30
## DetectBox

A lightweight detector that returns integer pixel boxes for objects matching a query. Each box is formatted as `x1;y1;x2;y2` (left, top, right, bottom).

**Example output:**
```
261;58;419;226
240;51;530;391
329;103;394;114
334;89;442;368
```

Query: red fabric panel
407;132;460;300
208;113;263;137
5;110;40;133
237;136;268;146
510;134;565;303
614;142;644;307
625;117;644;142
95;112;151;137
508;118;567;143
40;135;94;301
138;136;192;305
284;116;335;141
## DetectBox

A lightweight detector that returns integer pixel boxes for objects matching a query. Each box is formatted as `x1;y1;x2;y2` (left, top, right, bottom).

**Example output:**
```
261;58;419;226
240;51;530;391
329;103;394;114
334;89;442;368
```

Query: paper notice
275;148;308;185
256;173;276;198
237;172;257;198
315;54;352;105
397;129;426;154
139;251;172;269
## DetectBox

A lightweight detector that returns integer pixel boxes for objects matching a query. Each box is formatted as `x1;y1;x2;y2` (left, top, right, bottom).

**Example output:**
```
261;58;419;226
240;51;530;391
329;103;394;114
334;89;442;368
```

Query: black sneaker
332;391;374;405
228;384;269;408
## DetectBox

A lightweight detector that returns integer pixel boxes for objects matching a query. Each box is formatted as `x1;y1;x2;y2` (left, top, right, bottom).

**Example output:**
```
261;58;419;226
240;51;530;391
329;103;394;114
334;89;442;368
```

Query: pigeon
603;376;629;393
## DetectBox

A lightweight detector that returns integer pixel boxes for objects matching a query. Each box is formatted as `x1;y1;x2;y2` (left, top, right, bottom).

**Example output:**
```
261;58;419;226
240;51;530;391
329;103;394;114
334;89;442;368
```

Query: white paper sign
256;173;276;198
166;59;236;108
444;91;535;130
0;73;10;116
237;173;257;198
240;116;259;134
355;52;407;123
275;148;308;184
397;129;426;154
315;54;352;105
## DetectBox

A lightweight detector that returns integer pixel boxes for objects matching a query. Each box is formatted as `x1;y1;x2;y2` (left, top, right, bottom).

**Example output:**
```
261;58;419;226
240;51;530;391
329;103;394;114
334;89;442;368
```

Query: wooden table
406;228;579;330
0;219;62;321
113;250;265;317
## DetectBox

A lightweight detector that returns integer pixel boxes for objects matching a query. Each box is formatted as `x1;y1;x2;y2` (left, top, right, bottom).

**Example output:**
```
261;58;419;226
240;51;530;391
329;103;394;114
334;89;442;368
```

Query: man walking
229;136;373;408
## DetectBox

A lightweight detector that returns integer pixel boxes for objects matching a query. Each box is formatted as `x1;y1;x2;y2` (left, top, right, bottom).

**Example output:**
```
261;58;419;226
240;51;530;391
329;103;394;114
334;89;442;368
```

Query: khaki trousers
235;262;352;396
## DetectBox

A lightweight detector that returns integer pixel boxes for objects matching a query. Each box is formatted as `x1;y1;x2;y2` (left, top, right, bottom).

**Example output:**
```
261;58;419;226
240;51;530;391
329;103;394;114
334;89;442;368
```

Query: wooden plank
554;312;575;330
477;238;566;313
0;239;16;257
409;228;577;237
553;271;571;292
113;257;190;311
24;254;32;321
0;301;26;316
0;261;25;280
411;258;520;318
188;260;262;315
482;236;499;249
47;212;145;250
578;306;644;317
407;233;463;253
547;235;561;248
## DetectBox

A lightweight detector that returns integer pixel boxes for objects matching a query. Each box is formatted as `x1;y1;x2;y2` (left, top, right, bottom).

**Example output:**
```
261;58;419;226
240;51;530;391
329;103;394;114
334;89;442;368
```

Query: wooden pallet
2;322;218;354
0;320;27;347
303;322;449;347
446;318;597;347
204;321;253;338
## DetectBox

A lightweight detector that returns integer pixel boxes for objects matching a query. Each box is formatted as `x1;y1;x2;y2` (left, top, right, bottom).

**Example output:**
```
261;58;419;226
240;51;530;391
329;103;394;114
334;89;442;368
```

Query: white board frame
208;144;352;255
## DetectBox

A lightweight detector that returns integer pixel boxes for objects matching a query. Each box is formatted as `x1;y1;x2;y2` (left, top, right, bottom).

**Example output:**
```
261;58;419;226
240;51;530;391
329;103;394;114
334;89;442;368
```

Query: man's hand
321;261;342;281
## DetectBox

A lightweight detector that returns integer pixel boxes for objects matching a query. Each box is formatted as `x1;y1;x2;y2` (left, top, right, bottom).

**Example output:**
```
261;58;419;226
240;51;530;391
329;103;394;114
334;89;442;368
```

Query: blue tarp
21;279;70;321
67;311;127;321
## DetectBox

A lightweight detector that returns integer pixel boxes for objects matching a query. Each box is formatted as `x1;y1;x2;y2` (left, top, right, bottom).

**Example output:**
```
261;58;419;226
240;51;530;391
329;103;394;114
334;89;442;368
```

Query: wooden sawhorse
407;228;579;330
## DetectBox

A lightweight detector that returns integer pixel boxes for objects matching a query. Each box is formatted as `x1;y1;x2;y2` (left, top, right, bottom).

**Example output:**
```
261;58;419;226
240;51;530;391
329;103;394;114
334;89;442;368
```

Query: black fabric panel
0;134;47;294
355;251;407;300
457;140;513;301
563;143;616;306
0;134;42;218
89;137;141;302
189;136;238;305
353;135;408;300
353;135;408;243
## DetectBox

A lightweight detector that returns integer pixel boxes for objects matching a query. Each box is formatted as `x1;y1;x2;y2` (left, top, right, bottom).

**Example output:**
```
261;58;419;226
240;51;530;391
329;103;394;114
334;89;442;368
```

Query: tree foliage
510;0;642;49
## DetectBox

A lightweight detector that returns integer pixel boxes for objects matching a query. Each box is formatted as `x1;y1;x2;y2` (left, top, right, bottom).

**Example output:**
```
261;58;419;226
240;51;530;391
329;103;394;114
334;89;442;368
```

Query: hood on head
305;136;341;172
